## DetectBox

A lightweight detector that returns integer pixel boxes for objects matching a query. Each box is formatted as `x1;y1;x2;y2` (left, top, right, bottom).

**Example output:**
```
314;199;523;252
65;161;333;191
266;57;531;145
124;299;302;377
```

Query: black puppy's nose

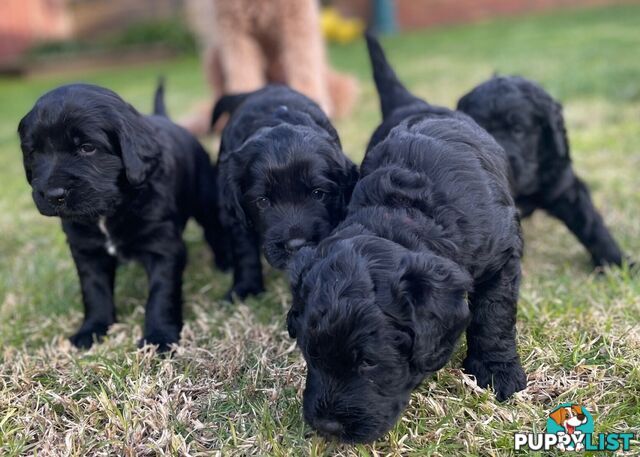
286;238;307;252
45;187;66;205
314;419;344;437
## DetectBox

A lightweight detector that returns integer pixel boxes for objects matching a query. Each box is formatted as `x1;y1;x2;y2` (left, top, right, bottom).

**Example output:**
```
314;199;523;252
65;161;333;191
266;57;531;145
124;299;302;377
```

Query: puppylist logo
514;403;635;452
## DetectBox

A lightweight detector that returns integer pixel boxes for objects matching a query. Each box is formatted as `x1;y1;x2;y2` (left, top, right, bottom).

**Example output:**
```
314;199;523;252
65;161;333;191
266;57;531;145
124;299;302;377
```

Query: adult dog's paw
224;282;265;302
139;326;181;352
463;357;527;401
69;322;111;349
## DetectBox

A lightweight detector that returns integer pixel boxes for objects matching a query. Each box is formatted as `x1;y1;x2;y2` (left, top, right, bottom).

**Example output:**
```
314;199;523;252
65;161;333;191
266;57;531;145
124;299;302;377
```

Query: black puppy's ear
395;252;472;315
286;304;301;339
286;246;317;338
17;113;34;184
336;159;359;213
537;95;570;159
393;252;472;373
22;155;33;184
343;162;359;198
117;106;160;186
218;144;249;227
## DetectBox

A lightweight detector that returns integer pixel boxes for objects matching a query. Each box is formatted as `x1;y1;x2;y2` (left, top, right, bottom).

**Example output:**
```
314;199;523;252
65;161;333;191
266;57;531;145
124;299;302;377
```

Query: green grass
1;4;639;455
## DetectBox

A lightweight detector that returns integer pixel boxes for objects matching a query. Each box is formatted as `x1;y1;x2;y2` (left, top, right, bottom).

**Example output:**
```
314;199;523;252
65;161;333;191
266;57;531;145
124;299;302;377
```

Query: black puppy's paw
69;322;111;349
214;253;232;272
224;282;265;302
138;326;181;352
463;357;527;401
623;258;638;274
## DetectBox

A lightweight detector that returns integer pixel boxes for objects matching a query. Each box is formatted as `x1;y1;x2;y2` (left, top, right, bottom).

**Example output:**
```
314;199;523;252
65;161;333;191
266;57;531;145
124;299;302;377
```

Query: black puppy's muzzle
302;371;400;443
282;225;315;254
264;210;331;268
41;187;67;207
32;183;69;216
304;400;390;444
312;418;345;438
285;238;308;253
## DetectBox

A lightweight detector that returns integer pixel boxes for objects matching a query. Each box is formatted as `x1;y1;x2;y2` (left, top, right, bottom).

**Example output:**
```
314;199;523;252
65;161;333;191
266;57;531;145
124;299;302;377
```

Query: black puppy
457;76;625;268
18;81;228;350
213;85;358;300
286;35;526;443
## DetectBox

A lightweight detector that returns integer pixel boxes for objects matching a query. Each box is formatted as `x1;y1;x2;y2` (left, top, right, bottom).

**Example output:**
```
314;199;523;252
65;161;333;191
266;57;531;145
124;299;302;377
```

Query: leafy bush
27;18;197;58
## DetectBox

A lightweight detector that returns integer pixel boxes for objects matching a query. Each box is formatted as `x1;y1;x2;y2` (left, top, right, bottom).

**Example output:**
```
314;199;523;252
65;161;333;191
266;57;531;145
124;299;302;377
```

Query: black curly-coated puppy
18;81;229;350
286;35;526;443
457;76;625;268
213;85;358;300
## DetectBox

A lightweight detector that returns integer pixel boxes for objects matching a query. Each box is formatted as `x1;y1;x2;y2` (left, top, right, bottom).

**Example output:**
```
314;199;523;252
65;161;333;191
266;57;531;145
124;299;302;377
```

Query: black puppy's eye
360;358;378;370
255;196;271;210
311;188;326;201
512;124;525;134
78;143;96;155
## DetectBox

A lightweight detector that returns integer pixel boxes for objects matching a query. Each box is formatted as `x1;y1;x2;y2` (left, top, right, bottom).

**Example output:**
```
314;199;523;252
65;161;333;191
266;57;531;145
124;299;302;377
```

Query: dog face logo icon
515;402;634;452
546;403;594;451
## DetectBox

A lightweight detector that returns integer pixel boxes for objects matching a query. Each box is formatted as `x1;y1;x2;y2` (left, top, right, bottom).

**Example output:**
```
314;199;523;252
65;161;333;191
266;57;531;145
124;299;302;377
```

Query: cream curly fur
183;0;358;134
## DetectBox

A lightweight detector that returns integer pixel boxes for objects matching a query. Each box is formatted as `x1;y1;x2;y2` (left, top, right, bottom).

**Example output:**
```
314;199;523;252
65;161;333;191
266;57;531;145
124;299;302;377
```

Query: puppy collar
98;216;118;256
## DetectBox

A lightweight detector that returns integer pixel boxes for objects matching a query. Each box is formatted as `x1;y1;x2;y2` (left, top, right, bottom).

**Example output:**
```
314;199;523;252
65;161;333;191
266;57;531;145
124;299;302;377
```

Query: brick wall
0;0;184;66
69;0;183;38
0;0;70;65
395;0;638;30
334;0;639;30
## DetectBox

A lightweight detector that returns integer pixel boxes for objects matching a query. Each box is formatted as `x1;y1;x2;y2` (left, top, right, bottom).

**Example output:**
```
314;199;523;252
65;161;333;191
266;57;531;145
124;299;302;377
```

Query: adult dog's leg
226;224;264;301
543;174;624;267
278;0;331;115
139;236;187;351
68;245;117;348
463;255;526;401
217;29;265;93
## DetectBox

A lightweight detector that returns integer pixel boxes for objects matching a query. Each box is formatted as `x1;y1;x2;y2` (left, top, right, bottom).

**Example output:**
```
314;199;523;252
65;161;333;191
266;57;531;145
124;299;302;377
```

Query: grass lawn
1;4;639;456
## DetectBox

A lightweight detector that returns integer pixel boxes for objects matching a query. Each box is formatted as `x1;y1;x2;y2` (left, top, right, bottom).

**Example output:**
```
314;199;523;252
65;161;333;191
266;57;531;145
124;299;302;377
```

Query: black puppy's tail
210;93;251;131
153;76;168;117
365;32;421;119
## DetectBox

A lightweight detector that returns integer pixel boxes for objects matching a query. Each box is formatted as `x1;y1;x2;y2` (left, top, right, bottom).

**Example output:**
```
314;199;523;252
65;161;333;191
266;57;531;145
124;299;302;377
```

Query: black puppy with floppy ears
457;76;626;268
213;85;358;300
18;81;228;350
286;35;527;443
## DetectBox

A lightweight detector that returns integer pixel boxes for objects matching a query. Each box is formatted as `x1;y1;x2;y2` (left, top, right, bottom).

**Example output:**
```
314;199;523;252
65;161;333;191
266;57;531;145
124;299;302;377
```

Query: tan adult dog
183;0;358;134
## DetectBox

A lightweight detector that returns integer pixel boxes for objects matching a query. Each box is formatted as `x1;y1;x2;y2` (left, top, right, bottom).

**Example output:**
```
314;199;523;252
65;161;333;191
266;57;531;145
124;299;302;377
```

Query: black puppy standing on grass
286;35;527;443
212;85;358;300
457;76;626;268
18;81;228;350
